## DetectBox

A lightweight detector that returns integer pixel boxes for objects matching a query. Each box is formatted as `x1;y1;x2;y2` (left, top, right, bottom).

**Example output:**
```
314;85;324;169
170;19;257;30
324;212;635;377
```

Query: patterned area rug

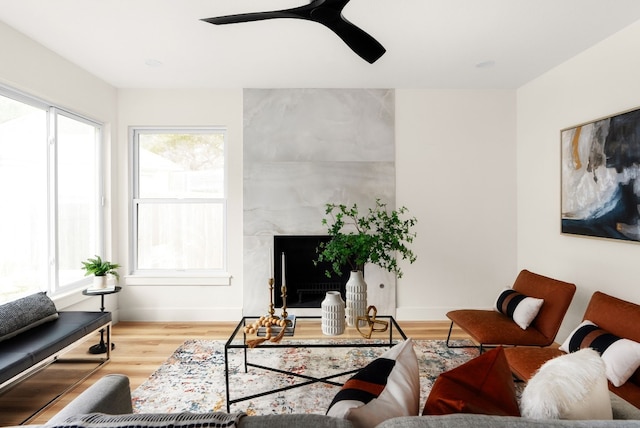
132;339;479;415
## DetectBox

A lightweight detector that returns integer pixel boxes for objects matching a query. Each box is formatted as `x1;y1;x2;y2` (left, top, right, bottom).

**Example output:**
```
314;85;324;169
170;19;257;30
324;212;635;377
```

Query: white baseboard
395;306;459;321
118;306;492;322
119;307;243;322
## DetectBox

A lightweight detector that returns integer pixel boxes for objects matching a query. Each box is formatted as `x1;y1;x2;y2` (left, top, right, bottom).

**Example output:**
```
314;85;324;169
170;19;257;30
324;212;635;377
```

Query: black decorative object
201;0;386;64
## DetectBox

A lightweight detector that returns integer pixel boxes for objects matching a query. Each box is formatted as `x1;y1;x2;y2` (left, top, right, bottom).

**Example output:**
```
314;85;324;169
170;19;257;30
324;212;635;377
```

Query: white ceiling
2;0;640;89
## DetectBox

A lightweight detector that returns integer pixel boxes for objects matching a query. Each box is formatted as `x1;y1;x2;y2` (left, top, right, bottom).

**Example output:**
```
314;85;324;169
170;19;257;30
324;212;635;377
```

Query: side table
82;285;121;354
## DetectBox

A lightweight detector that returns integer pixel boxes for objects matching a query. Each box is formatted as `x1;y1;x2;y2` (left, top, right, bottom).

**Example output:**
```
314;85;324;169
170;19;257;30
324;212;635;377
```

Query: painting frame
561;106;640;243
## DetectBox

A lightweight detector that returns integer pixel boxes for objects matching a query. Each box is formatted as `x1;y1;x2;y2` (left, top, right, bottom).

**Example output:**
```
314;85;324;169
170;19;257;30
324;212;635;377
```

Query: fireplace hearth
274;235;350;308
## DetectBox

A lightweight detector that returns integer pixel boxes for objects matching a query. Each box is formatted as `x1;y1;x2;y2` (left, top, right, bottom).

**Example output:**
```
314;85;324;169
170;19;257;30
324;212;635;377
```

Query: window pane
138;133;224;198
0;95;48;302
57;115;99;286
137;202;224;270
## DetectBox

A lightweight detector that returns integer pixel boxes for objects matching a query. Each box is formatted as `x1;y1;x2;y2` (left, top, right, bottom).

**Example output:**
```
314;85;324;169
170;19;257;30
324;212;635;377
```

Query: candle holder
268;277;275;317
281;284;288;320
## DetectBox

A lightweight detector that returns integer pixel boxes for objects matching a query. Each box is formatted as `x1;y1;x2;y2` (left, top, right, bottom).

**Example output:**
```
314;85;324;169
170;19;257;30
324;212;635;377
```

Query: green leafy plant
315;199;417;278
81;255;120;282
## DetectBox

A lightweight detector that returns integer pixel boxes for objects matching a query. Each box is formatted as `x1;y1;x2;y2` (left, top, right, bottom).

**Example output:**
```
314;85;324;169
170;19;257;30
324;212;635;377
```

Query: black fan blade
201;0;386;63
202;11;299;25
317;16;385;63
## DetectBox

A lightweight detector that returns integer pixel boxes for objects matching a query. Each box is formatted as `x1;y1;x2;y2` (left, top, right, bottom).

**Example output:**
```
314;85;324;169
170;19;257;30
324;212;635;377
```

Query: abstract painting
561;107;640;242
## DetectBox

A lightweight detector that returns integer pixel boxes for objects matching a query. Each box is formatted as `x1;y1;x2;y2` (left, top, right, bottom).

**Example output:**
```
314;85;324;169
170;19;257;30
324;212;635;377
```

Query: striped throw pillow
326;339;420;427
560;320;640;387
494;288;544;330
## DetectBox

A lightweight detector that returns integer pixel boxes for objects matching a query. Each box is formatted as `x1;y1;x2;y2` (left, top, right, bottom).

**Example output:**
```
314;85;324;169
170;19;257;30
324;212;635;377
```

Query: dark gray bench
0;311;112;388
0;293;112;420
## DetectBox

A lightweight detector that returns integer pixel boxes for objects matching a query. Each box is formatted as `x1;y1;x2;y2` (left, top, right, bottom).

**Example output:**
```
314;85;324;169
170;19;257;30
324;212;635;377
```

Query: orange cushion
511;270;576;343
613;379;640;408
583;291;640;395
447;310;549;346
584;292;640;343
422;347;520;417
503;346;564;381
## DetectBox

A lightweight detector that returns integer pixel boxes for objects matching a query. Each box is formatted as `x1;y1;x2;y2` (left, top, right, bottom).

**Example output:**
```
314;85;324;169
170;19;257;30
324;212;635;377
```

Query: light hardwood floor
0;320;470;426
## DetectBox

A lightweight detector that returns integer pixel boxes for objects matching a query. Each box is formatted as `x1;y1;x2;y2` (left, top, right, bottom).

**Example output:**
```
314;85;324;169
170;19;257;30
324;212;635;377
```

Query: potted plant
82;255;120;290
315;199;417;326
315;198;417;277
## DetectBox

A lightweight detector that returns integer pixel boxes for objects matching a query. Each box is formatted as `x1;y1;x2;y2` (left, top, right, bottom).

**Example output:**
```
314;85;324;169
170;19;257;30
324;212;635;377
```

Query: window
131;128;226;275
56;114;102;286
0;88;103;303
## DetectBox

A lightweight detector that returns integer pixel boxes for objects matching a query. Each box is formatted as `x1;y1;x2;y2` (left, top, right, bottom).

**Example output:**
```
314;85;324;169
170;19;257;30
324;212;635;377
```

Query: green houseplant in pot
82;255;120;290
315;199;417;326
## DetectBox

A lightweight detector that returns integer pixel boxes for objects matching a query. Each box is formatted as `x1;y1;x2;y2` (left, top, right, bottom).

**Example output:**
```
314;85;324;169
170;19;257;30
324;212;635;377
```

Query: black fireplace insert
273;235;350;308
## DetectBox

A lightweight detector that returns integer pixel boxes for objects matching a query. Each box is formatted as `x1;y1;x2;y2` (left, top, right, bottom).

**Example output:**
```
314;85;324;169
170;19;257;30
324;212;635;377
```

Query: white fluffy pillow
326;339;420;428
520;348;612;420
560;320;640;387
494;288;544;330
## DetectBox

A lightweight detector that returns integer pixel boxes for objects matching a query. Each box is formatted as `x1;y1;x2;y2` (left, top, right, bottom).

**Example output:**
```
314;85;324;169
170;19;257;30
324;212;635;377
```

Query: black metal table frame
82;286;122;354
224;315;407;412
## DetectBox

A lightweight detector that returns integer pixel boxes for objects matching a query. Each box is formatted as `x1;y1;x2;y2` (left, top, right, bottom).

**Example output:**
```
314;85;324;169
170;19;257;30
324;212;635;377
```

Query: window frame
129;127;230;285
51;108;105;292
0;84;105;301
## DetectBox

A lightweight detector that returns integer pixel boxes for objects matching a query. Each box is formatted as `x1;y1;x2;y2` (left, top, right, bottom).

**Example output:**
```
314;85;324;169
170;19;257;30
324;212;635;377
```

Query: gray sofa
19;374;640;428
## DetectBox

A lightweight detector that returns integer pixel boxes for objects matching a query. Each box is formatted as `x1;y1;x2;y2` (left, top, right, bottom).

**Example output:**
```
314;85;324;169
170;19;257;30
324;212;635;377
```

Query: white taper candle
281;252;286;286
269;247;273;278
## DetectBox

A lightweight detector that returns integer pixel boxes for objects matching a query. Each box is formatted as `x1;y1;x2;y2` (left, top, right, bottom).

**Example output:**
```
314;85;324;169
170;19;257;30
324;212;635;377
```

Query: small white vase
321;291;345;336
92;275;107;289
345;270;367;327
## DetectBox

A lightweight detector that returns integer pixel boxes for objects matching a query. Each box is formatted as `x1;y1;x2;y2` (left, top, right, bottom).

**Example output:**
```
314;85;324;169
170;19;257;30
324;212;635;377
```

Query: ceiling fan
201;0;386;64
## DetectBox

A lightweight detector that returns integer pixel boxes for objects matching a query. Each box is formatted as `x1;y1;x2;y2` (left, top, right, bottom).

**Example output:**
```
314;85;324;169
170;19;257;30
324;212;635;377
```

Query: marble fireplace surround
243;88;396;316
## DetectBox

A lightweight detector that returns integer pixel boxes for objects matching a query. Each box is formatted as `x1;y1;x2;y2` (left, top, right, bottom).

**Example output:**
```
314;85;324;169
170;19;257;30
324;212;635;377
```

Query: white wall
396;89;518;320
5;15;640;330
0;22;120;316
1;21;520;323
517;21;640;340
116;89;244;321
114;88;518;321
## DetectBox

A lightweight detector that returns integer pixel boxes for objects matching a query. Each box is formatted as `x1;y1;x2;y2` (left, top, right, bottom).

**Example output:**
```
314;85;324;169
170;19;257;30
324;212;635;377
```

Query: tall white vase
321;291;345;335
345;270;367;327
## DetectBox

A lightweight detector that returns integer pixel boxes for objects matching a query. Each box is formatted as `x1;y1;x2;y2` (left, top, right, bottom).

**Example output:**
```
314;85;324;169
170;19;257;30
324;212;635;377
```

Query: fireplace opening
274;235;351;308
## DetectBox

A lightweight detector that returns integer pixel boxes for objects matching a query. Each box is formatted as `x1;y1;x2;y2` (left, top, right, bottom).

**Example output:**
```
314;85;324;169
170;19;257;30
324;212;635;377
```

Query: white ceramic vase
321;291;345;336
92;275;107;289
345;270;367;327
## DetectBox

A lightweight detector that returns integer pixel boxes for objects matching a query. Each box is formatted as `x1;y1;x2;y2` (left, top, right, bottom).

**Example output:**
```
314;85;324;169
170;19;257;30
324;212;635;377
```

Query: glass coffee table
224;315;407;412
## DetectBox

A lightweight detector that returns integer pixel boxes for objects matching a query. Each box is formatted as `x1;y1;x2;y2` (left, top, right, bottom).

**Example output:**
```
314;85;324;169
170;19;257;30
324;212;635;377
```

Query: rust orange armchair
446;269;576;352
505;291;640;408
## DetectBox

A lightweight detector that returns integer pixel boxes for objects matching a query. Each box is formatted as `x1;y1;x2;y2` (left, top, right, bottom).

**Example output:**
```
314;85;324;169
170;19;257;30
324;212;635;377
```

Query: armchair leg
445;321;483;352
445;321;455;347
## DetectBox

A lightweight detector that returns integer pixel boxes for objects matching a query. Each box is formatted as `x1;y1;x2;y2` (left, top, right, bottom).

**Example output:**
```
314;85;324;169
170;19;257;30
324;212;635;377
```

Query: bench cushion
0;311;112;385
0;292;58;342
